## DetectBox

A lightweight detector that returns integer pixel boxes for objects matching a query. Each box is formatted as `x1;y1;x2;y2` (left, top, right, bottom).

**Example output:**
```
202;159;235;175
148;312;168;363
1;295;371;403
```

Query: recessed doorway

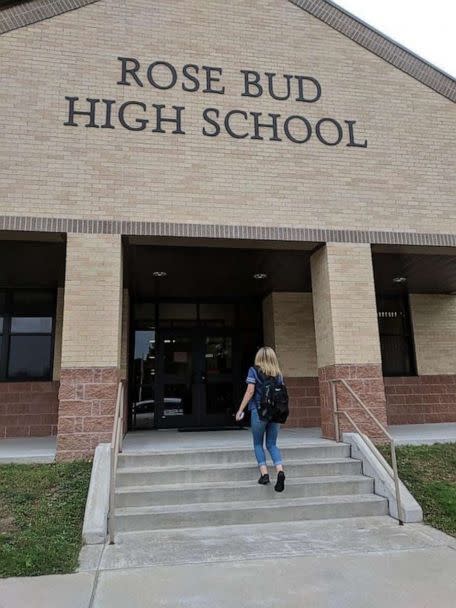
125;240;314;431
130;300;262;430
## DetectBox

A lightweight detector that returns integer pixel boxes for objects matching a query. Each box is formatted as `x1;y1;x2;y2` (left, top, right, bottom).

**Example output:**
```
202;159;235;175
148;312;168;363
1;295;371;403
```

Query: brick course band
1;1;454;103
318;364;388;441
1;215;456;248
0;381;59;438
56;367;118;461
385;376;456;425
285;377;321;428
290;0;456;102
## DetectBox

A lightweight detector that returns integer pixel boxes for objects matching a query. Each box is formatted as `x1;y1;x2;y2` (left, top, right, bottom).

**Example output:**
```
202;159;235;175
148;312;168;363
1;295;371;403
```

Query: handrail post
107;444;116;542
119;382;125;454
390;439;404;525
331;380;340;443
329;378;405;526
107;380;125;544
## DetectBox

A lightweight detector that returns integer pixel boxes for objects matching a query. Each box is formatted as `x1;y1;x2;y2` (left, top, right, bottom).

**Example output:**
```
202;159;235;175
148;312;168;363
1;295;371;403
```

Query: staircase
113;442;388;534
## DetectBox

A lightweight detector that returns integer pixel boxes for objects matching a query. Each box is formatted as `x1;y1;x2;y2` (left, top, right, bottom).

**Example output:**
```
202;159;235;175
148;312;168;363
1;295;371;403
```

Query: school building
0;0;455;460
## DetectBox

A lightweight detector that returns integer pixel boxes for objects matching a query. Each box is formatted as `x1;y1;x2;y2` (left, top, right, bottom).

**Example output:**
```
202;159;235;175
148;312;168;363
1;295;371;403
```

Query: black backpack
255;367;289;424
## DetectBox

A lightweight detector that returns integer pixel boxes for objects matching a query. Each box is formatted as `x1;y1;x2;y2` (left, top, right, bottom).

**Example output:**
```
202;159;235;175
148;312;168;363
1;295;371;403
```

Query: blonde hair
254;347;282;378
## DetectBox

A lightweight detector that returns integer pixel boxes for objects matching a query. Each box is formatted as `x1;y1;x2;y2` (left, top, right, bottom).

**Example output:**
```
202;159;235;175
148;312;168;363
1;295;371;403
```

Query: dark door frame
154;326;237;429
128;296;263;431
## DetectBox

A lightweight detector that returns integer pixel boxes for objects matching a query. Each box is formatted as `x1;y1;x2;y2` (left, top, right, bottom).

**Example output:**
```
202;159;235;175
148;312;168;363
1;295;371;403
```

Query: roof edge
0;0;100;35
1;0;455;103
289;0;456;103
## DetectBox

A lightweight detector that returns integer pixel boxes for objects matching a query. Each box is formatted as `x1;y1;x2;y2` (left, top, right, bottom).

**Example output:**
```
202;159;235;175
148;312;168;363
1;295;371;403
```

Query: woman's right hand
235;410;245;422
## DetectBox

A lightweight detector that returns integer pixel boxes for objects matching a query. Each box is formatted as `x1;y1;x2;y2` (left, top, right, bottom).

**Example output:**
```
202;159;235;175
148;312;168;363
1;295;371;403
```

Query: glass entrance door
130;298;262;431
156;329;195;428
154;329;236;429
203;332;236;426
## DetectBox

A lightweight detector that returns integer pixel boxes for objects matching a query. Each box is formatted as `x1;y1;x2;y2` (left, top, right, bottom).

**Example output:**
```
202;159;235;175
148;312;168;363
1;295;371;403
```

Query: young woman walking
235;346;286;492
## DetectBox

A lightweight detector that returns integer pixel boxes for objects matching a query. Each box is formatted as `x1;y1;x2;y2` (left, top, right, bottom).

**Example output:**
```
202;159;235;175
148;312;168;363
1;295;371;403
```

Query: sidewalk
0;436;56;464
1;517;456;607
389;422;456;445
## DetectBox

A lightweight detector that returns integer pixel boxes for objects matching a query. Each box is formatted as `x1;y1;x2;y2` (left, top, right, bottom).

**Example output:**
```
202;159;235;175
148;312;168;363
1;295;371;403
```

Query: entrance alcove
123;237;319;432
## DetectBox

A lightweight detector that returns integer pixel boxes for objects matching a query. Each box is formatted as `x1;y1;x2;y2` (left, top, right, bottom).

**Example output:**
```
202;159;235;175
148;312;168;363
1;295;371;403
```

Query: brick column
56;235;123;460
311;243;387;441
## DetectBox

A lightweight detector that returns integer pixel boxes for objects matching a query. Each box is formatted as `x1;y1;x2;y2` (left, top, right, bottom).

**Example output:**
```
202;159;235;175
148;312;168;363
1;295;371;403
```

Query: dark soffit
373;252;456;294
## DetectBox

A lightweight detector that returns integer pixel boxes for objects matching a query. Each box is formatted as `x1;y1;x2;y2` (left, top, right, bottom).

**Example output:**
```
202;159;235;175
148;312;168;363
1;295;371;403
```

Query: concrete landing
123;423;456;454
122;427;332;453
1;422;454;464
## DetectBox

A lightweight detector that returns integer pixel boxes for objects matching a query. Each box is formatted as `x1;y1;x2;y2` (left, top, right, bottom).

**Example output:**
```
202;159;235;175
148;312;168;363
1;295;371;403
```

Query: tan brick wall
61;234;123;368
264;292;317;377
0;0;454;235
262;292;320;427
52;287;64;380
410;294;456;375
311;243;382;368
311;243;387;440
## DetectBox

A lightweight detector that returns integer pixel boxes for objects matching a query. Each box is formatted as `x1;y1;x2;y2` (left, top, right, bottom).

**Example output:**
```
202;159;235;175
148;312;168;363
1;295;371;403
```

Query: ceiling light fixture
392;276;407;284
152;271;168;278
253;273;268;280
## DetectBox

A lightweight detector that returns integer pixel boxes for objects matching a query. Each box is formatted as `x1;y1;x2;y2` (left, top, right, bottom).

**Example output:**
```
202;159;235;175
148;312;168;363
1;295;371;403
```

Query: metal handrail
107;380;125;544
330;378;404;525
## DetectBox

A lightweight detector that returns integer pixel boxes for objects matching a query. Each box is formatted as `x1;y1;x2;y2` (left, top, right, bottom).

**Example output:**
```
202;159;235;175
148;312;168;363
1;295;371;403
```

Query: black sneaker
258;474;270;485
275;471;286;492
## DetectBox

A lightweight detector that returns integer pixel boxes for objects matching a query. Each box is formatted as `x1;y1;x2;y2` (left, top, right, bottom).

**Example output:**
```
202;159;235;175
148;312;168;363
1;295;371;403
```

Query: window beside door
377;293;416;377
0;290;56;381
132;326;157;428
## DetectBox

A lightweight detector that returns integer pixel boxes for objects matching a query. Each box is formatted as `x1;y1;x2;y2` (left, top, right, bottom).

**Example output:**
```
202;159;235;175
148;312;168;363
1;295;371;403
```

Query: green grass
0;461;92;578
379;443;456;537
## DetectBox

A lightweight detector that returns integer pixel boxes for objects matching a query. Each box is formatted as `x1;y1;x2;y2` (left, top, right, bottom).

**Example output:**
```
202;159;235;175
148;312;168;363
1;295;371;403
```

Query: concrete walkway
2;517;456;607
0;436;56;463
390;422;456;445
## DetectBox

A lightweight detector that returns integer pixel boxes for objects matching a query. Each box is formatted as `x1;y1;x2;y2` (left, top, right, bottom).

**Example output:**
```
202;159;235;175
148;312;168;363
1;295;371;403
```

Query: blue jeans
250;407;283;467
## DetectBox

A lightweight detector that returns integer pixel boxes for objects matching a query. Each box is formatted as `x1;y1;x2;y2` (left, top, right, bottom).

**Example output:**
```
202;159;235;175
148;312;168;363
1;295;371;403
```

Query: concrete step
115;494;388;531
118;444;351;468
116;458;363;487
115;475;374;507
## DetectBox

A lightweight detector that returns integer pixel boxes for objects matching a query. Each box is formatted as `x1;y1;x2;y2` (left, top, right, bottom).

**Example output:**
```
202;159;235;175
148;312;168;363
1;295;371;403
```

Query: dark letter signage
63;57;368;150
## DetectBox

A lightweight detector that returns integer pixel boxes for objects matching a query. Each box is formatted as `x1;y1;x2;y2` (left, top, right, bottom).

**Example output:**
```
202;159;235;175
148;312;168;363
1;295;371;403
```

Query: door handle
191;372;206;383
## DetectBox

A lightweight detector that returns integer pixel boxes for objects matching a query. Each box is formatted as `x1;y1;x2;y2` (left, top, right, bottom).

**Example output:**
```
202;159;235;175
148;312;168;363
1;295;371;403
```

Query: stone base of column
318;364;388;442
56;367;118;461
